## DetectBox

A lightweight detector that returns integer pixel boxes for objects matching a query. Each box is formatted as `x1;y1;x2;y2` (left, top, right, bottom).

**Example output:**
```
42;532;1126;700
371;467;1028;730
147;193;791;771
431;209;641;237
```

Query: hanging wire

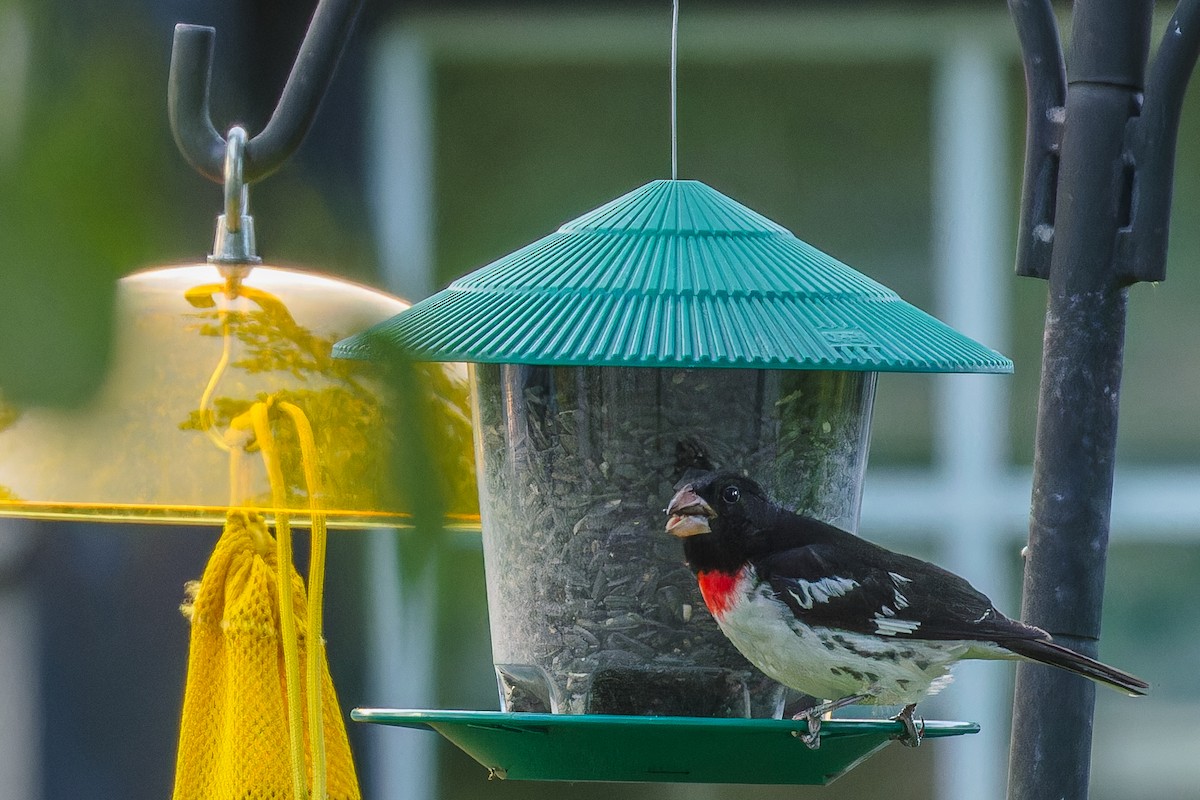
671;0;680;179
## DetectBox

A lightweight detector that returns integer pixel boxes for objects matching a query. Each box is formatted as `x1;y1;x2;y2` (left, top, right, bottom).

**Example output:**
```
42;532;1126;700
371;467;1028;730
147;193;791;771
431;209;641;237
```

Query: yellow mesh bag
173;512;360;800
173;398;361;800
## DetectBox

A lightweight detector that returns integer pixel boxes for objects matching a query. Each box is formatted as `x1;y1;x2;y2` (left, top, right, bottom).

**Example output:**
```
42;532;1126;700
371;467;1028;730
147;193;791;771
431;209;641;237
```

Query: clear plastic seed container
472;363;876;717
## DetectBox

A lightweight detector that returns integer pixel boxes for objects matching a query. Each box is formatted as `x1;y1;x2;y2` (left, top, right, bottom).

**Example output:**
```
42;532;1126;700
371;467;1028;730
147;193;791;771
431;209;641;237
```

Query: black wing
755;539;1041;643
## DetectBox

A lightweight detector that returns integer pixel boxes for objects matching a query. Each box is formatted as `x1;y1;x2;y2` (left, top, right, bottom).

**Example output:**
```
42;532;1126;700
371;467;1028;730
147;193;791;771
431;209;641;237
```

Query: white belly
716;580;977;706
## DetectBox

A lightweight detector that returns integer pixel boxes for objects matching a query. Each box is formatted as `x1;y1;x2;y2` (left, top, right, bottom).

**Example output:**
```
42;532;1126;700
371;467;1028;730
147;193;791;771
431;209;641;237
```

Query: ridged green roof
335;180;1012;373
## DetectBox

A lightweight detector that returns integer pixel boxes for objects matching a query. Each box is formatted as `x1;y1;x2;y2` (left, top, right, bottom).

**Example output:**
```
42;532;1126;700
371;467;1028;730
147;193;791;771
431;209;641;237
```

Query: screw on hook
167;0;363;185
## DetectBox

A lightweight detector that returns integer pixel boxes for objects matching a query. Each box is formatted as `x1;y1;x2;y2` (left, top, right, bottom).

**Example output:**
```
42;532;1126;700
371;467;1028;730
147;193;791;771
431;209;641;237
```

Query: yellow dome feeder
0;261;475;529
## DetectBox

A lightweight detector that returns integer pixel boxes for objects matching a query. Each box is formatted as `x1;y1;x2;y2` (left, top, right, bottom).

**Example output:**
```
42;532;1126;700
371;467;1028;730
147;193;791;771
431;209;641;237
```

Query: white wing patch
873;615;922;636
786;576;859;610
888;572;912;609
872;572;914;622
883;571;912;616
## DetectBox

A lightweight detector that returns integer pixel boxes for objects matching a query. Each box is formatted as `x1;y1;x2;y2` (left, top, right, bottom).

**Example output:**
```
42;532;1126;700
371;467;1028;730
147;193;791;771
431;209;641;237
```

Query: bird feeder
0;10;478;531
0;262;476;527
337;179;1006;780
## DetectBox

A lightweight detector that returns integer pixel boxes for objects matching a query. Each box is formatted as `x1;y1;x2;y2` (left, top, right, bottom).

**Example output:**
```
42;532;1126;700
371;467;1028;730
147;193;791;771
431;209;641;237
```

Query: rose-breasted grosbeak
665;470;1148;748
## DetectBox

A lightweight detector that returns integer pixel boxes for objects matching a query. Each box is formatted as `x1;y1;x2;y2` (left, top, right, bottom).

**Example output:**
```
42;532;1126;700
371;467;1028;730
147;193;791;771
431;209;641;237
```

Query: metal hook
210;126;260;270
223;126;249;233
168;0;363;185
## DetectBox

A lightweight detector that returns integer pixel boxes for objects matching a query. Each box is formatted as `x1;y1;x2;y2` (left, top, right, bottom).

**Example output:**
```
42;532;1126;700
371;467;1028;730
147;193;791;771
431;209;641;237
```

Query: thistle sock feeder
0;4;466;799
157;7;472;800
337;179;1005;781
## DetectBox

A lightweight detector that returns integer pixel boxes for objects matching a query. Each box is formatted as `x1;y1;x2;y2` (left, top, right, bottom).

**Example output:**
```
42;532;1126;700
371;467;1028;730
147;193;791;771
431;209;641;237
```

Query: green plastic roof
335;180;1012;373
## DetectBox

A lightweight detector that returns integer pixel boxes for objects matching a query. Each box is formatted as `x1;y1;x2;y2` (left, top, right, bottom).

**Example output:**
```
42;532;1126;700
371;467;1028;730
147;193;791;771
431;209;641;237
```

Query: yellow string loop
250;401;309;800
278;400;327;800
198;305;234;454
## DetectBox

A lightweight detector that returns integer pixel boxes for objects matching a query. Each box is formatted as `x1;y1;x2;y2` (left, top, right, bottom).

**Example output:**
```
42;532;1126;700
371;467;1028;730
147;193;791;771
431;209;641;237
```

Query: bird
664;469;1148;748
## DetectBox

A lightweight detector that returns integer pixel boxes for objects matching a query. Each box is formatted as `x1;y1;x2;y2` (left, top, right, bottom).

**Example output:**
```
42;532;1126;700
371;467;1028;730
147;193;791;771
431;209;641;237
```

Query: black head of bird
665;471;790;573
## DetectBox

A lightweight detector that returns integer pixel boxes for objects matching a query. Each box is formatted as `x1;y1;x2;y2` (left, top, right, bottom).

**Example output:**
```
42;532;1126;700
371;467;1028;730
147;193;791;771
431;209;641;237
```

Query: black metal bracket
1116;0;1200;283
1009;0;1066;280
1011;0;1200;284
167;0;363;185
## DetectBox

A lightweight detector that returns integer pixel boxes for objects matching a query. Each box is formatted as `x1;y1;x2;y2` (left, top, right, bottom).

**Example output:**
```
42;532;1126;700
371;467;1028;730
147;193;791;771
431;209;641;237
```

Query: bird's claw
801;712;822;750
789;712;824;750
891;703;925;747
790;693;870;751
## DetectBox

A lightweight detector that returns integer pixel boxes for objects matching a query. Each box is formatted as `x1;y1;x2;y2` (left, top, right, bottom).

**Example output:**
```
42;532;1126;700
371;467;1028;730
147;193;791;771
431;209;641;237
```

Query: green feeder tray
335;179;1012;374
351;709;979;785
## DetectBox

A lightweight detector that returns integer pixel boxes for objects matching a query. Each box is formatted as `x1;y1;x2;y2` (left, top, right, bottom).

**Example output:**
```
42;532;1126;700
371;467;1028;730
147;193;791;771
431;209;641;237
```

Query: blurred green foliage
0;7;179;405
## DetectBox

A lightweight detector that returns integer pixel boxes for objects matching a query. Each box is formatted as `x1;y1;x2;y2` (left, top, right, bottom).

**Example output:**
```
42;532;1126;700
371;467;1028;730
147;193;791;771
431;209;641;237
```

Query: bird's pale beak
665;485;716;538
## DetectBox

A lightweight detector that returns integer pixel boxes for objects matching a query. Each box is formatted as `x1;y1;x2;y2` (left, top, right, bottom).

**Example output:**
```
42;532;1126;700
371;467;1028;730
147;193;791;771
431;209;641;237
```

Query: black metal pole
1007;2;1154;798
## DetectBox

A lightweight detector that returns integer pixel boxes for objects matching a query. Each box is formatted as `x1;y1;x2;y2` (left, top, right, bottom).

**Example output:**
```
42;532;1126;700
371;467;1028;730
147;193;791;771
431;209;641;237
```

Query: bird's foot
790;693;871;751
798;712;822;750
890;703;925;747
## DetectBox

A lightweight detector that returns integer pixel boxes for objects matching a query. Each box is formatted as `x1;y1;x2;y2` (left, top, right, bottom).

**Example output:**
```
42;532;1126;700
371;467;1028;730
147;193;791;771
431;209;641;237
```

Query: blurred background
1;1;1198;799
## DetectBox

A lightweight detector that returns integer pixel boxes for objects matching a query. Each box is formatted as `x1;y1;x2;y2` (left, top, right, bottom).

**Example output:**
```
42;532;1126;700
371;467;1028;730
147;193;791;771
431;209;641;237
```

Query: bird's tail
1004;638;1149;696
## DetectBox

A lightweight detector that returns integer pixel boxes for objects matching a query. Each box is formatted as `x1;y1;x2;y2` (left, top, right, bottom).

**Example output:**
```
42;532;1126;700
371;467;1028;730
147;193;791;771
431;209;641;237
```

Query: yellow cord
194;275;332;799
195;277;290;457
250;402;309;800
198;300;235;454
279;401;327;800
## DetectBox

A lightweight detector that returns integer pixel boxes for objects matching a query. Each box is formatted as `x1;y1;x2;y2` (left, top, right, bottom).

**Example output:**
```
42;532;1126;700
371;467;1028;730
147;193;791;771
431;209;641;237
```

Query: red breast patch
697;569;743;618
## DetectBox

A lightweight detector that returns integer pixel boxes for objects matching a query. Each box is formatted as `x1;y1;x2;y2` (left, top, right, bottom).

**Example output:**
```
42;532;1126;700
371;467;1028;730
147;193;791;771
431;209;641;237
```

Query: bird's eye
720;485;741;504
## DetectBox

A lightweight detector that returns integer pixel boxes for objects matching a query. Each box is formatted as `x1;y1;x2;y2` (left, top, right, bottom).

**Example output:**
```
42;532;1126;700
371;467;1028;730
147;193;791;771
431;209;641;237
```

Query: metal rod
1007;0;1065;280
1006;2;1155;799
168;0;363;184
671;0;679;180
1117;0;1200;282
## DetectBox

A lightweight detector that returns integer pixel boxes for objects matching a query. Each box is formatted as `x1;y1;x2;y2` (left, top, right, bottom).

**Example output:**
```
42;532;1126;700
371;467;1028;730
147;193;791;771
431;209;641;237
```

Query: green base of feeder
351;709;979;785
